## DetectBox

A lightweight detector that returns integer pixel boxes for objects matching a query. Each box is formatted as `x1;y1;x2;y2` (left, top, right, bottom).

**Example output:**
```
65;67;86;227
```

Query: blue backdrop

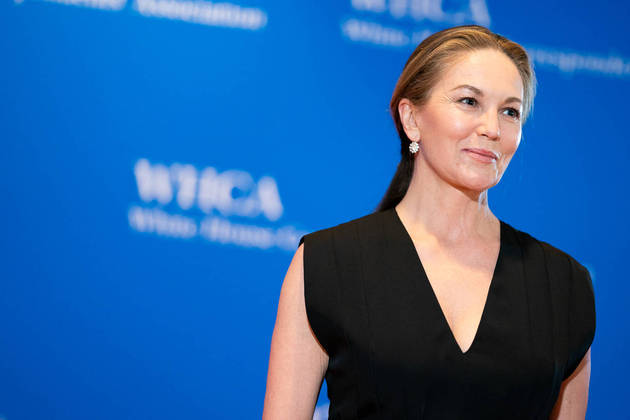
1;0;628;418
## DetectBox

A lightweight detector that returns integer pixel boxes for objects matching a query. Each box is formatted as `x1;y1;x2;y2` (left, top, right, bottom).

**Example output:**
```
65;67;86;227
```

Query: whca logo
128;158;304;251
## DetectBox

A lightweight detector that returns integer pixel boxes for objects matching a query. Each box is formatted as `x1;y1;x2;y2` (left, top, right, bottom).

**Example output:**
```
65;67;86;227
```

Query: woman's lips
464;148;498;163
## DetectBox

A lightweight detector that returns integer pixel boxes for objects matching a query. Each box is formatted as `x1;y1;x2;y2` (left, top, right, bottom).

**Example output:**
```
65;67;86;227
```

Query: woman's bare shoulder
263;241;328;419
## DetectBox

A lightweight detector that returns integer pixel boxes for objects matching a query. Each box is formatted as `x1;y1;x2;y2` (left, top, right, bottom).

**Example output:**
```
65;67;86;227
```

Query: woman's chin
457;177;499;193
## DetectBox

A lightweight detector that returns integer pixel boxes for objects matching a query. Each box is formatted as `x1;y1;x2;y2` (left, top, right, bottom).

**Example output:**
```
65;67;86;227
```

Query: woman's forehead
436;49;524;100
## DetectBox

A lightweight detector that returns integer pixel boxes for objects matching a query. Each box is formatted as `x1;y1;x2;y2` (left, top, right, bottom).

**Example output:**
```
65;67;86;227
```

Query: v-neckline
390;206;505;356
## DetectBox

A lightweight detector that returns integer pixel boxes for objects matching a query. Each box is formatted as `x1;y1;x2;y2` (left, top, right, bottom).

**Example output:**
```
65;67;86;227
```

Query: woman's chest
332;223;559;387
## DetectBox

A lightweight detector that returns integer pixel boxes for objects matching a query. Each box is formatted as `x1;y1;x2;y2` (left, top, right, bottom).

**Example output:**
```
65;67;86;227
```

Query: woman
263;25;596;419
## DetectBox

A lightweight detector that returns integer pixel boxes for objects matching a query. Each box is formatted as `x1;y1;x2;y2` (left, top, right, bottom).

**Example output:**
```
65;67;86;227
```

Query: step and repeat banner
1;0;628;418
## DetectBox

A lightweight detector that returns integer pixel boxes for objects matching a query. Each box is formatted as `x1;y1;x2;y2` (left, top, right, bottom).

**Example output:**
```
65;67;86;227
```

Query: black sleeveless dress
298;208;596;419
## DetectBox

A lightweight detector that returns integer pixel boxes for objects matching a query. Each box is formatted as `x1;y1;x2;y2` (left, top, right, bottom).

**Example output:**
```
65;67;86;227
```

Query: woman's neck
395;160;498;245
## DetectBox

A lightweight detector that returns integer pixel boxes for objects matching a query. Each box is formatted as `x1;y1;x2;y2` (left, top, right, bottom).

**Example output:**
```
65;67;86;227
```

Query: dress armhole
300;232;336;357
563;256;596;380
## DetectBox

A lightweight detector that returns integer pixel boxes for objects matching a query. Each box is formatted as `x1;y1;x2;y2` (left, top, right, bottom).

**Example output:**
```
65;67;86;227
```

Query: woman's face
401;48;524;193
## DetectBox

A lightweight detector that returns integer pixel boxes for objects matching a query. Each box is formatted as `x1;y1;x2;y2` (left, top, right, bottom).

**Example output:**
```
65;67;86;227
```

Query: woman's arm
263;243;329;419
550;347;592;419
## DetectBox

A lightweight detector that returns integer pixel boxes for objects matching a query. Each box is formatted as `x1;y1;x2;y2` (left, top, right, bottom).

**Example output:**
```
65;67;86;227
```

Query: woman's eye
503;108;521;119
459;97;477;106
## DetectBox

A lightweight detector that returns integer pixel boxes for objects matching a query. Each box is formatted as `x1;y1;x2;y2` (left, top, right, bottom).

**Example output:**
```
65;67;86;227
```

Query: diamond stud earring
409;140;420;154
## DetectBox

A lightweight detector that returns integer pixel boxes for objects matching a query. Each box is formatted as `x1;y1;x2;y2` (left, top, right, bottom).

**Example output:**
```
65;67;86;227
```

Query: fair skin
263;243;327;419
263;48;590;419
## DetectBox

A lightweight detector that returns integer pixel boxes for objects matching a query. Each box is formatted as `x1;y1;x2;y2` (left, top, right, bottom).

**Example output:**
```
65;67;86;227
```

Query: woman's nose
478;109;501;140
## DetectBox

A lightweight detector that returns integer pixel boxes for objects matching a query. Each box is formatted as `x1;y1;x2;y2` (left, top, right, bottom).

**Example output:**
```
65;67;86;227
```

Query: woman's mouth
463;148;499;163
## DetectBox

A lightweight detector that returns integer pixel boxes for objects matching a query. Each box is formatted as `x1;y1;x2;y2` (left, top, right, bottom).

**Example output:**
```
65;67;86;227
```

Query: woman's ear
398;98;420;141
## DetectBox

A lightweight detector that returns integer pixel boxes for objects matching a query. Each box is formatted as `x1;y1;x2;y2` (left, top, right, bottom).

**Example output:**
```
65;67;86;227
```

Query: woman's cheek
449;115;475;135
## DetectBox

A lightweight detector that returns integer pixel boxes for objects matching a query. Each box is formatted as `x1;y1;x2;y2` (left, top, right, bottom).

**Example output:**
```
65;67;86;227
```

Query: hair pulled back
375;24;537;212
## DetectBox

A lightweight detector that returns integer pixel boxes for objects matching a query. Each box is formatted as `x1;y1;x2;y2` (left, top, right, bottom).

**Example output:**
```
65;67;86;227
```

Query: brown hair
375;24;537;212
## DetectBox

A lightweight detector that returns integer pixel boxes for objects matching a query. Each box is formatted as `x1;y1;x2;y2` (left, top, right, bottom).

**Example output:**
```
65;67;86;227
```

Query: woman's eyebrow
450;84;522;104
